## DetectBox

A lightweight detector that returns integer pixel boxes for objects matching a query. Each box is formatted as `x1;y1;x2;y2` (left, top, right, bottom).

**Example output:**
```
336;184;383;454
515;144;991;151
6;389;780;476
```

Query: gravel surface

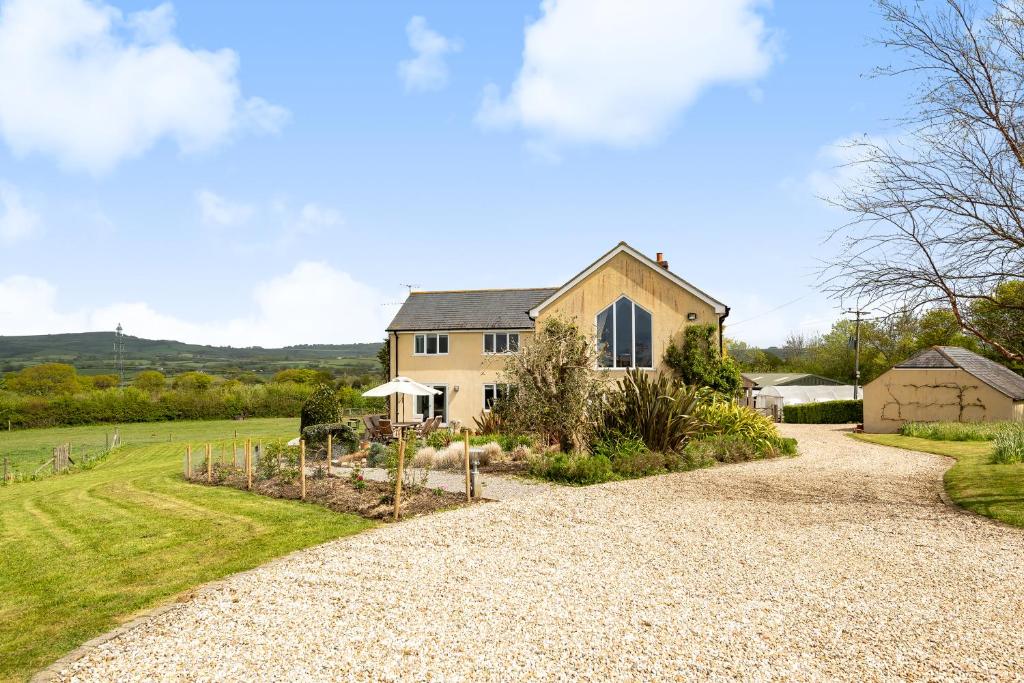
56;425;1024;681
334;465;552;500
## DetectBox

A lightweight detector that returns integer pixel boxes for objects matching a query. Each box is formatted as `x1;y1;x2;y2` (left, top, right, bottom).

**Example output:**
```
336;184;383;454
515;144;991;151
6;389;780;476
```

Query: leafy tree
664;324;742;395
726;339;782;372
970;281;1024;365
300;383;340;433
133;370;166;392
271;368;332;385
376;336;390;379
172;371;213;392
89;374;120;389
6;363;80;396
500;317;607;452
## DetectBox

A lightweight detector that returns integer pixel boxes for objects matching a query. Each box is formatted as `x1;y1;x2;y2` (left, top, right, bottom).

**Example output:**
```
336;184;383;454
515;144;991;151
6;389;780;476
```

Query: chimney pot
656;252;669;269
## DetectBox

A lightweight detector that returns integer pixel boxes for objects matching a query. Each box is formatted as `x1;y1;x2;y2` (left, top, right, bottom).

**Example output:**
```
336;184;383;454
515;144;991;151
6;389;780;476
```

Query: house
863;346;1024;433
384;242;729;427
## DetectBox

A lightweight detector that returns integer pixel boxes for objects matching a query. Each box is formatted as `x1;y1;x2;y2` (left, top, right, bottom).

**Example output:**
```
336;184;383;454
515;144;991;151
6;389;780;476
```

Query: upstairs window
413;333;449;355
596;297;653;369
483;332;520;354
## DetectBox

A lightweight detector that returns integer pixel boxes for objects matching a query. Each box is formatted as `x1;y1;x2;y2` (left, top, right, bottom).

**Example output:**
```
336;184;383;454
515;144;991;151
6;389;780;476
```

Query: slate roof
896;346;1024;400
386;288;559;332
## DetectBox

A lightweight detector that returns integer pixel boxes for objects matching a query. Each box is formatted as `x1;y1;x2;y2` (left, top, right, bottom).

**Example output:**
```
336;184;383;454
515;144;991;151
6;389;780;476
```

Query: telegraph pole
845;309;870;400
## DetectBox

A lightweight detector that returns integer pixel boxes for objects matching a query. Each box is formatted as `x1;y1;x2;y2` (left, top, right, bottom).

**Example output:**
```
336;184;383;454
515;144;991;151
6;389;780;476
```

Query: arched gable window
596;297;653;369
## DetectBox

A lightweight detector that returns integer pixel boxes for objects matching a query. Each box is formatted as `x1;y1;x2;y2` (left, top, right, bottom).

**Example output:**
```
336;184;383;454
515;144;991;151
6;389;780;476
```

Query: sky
0;0;912;348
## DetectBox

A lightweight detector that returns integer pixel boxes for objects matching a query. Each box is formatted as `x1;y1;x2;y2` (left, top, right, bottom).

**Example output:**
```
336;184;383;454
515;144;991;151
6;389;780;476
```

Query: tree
300;383;339;433
172;371;213;392
664;324;742;395
376;336;390;379
500;317;607;452
970;280;1024;366
824;0;1024;362
133;370;166;392
89;374;120;389
725;339;783;372
271;368;332;385
6;363;81;396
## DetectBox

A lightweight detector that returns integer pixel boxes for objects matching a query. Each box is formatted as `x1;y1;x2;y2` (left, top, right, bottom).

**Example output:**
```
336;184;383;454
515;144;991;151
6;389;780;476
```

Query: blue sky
0;0;909;347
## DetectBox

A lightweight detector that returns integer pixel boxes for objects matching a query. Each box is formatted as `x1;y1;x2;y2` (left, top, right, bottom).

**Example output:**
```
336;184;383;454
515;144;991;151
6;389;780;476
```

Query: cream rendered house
384;242;729;427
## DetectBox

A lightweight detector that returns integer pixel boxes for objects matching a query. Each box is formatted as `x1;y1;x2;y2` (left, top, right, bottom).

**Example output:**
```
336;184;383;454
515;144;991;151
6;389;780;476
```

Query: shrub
468;433;533;451
432;444;465;470
133;370;166;392
412;446;437;468
301;421;358;453
367;442;388;467
259;439;300;482
697;399;784;452
6;363;81;396
663;324;742;396
172;371;213;392
900;421;1013;441
480;442;502;464
89;374;120;389
529;452;616;485
300;384;339;433
992;424;1024;464
783;400;863;424
602;369;704;453
473;410;503;435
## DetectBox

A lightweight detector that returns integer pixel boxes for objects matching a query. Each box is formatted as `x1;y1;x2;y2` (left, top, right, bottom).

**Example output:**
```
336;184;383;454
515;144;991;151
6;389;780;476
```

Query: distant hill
0;332;383;380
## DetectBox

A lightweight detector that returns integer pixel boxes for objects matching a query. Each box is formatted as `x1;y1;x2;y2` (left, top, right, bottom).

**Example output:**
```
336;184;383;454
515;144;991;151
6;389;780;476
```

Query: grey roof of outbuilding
895;346;1024;400
386;288;559;332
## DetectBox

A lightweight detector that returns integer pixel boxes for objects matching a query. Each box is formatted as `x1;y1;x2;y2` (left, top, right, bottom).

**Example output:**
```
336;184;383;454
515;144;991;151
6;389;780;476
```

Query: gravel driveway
54;425;1024;681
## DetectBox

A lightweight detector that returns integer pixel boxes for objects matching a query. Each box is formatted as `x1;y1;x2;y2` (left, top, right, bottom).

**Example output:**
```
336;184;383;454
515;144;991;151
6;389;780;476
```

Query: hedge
783;399;863;424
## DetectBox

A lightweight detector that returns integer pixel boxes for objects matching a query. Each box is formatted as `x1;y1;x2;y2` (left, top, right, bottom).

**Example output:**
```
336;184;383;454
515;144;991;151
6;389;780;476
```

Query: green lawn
852;433;1024;528
0;419;374;683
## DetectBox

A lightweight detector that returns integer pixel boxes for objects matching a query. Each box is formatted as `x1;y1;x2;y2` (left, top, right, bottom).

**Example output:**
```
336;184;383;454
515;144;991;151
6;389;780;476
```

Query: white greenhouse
756;384;857;417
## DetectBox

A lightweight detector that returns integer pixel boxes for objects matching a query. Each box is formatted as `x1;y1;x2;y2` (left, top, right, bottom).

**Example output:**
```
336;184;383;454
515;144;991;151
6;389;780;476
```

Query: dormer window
596;297;653;369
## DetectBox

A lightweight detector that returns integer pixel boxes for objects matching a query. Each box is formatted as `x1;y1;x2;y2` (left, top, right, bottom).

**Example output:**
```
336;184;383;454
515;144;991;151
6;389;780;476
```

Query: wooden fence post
327;433;333;478
3;456;8;483
232;439;237;468
300;439;306;500
463;429;471;503
394;435;406;522
246;439;252;490
186;445;192;479
206;443;212;483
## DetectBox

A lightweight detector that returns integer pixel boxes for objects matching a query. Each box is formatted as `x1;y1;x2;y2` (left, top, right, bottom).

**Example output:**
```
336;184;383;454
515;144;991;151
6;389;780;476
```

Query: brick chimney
655;252;669;269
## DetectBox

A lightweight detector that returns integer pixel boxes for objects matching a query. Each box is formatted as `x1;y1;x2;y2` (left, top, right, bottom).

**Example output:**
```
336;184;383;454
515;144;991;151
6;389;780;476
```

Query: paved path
55;425;1024;681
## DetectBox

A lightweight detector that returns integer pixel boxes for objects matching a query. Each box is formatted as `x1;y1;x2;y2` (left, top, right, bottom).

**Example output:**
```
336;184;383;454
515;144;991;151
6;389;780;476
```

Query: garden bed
191;466;479;521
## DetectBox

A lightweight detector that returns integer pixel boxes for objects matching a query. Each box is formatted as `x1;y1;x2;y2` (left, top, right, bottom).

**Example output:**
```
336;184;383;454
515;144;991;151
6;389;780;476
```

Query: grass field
852;433;1024;528
0;419;374;683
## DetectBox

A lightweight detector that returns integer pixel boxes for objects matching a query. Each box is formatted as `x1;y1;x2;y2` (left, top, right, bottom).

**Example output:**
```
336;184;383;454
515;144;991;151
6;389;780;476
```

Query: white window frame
482;331;520;355
595;296;654;371
482;383;511;411
412;333;449;356
414;383;449;423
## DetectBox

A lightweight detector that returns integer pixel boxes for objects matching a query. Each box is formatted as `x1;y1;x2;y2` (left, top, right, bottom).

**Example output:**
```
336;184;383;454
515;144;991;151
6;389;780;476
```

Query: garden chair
362;415;376;440
374;418;396;442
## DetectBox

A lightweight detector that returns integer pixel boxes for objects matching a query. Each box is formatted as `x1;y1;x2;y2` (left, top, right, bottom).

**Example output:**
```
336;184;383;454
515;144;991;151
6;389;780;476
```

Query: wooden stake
327;433;333;478
206;443;212;483
246;439;252;490
393;435;406;522
186;444;192;479
463;429;471;503
232;439;237;468
300;439;306;500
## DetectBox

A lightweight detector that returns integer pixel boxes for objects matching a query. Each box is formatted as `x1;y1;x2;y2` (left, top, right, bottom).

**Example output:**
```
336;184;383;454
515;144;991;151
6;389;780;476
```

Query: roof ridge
410;287;559;295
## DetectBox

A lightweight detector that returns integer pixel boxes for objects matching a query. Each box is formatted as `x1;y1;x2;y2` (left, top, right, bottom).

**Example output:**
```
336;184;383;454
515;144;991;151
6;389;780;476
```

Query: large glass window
596;297;653;369
413;333;448;355
483;332;519;354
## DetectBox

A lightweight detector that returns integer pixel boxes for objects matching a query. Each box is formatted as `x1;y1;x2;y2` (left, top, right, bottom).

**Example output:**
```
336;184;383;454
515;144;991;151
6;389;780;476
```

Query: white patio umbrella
362;376;439;424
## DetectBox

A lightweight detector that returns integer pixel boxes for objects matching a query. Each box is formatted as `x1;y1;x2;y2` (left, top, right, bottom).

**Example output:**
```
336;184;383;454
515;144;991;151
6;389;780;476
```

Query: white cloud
0;263;392;346
397;16;461;92
0;0;289;174
0;181;40;244
782;134;889;205
197;190;254;228
477;0;776;148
